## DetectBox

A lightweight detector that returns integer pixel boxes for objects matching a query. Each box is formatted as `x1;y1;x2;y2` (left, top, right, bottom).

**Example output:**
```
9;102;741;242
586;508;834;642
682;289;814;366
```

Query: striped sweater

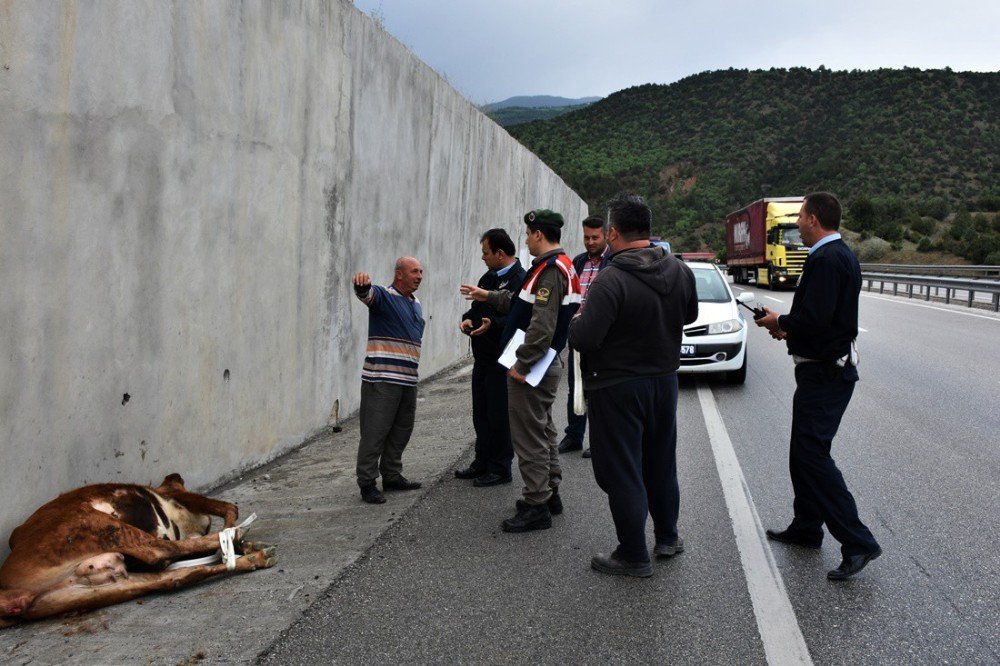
356;285;425;386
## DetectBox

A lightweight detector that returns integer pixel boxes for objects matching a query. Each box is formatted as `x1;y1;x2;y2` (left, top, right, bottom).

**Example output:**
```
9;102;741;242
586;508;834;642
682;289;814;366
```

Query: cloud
353;0;1000;103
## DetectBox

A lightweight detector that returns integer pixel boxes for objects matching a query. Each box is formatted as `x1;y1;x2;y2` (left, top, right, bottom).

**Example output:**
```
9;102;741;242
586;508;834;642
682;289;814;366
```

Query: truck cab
762;214;808;288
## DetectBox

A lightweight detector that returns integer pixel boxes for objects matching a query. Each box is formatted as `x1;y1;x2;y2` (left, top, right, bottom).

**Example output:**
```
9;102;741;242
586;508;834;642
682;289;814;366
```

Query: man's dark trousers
588;374;679;562
563;348;587;445
470;359;514;477
789;361;879;557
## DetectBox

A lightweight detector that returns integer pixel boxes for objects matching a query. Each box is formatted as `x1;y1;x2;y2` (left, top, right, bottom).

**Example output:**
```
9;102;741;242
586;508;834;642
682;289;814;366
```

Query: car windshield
692;267;731;303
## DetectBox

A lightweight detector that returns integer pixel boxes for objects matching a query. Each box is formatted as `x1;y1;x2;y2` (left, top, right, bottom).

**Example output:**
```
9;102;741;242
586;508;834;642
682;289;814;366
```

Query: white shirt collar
808;232;841;255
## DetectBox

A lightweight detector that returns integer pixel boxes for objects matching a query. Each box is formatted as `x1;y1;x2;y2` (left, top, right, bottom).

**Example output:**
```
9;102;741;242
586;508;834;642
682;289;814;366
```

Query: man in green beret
461;209;582;532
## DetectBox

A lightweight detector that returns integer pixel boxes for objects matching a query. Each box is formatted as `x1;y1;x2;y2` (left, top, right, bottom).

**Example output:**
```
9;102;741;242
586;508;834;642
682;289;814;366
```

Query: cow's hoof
240;546;278;570
237;540;273;555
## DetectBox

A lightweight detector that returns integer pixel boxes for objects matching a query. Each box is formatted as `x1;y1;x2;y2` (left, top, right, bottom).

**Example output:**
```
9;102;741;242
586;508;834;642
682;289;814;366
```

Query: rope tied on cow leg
219;513;257;571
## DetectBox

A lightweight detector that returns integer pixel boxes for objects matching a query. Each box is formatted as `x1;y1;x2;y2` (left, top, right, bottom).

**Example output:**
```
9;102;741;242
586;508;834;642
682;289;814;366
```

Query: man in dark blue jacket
756;192;882;581
559;215;611;458
456;229;526;486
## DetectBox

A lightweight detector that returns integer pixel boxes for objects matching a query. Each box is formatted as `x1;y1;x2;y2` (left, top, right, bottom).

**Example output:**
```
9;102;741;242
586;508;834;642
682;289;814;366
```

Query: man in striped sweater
352;257;426;505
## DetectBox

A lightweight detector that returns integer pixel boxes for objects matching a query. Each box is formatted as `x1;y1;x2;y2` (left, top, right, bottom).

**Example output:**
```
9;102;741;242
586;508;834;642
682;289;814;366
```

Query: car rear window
692;267;730;303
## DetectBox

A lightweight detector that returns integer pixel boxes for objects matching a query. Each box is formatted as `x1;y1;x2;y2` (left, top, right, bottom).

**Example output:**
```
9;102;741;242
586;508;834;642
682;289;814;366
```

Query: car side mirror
737;292;755;304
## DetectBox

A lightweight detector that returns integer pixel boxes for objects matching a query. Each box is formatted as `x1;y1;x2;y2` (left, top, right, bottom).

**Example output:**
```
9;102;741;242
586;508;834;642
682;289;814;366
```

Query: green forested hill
485;103;593;127
508;68;1000;261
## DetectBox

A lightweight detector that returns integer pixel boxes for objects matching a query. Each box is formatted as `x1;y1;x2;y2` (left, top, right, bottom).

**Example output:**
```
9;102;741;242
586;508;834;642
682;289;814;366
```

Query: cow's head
156;473;188;493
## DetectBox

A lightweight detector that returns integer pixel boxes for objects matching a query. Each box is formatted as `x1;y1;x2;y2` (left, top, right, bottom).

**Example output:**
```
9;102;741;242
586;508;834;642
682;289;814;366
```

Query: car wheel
726;346;748;385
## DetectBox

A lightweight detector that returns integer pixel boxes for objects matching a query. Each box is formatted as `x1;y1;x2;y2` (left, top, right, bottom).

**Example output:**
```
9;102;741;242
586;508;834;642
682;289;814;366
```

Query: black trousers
789;362;879;557
564;348;588;444
470;358;514;477
588;375;679;563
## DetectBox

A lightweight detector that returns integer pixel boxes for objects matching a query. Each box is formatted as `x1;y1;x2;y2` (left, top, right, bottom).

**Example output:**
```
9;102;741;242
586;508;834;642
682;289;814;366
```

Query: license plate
680;345;696;356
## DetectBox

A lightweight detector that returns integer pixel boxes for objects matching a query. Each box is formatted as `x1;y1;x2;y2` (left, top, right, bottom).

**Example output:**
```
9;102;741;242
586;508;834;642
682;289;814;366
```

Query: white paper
498;329;557;387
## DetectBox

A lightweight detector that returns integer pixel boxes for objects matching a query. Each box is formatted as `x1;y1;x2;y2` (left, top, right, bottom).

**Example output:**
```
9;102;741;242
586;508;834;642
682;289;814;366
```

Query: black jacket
778;238;860;361
568;246;698;390
461;260;526;360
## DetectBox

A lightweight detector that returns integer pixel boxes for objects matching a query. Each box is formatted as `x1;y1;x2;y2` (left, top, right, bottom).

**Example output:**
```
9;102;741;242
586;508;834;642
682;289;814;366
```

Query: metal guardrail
861;263;1000;279
861;272;1000;312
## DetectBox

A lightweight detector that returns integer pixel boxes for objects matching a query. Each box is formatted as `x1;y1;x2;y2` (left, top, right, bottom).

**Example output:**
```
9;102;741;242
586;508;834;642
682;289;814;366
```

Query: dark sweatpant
788;362;879;557
356;381;417;487
470;359;514;477
588;374;679;563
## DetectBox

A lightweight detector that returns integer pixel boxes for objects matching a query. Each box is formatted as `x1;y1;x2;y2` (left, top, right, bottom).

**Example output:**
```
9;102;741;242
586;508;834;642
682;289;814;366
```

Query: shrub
917;237;933;252
984;251;1000;266
855;237;892;262
910;217;936;236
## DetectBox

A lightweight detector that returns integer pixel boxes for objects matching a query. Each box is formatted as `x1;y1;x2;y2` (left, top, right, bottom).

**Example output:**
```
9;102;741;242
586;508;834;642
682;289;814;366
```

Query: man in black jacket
569;194;698;577
756;192;882;581
457;229;526;486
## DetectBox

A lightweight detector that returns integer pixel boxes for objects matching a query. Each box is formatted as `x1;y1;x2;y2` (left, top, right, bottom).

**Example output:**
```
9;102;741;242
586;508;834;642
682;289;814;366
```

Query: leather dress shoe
547;488;563;515
581;447;592;459
360;484;386;504
473;472;512;487
653;536;684;557
501;500;552;533
766;527;823;549
590;550;653;578
827;547;882;580
557;436;582;453
455;465;485;480
382;476;422;491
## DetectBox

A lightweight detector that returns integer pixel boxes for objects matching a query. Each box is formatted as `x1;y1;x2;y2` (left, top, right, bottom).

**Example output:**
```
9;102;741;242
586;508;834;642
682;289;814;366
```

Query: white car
677;261;753;384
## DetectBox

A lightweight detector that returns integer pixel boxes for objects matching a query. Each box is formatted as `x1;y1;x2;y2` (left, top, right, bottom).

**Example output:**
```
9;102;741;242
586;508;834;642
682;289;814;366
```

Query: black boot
547;487;563;515
359;483;386;504
501;500;552;533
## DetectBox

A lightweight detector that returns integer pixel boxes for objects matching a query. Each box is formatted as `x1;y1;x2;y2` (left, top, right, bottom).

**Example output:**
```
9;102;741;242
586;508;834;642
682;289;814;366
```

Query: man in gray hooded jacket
569;193;698;577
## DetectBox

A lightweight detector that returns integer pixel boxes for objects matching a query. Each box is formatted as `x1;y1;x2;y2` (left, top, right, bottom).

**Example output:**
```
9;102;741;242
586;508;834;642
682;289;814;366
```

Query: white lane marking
697;385;813;666
860;293;1000;322
858;327;868;333
764;296;784;303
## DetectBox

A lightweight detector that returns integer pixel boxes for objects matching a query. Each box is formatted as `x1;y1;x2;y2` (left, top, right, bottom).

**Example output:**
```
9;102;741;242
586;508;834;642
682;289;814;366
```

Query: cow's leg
20;547;277;622
98;520;243;568
169;492;239;528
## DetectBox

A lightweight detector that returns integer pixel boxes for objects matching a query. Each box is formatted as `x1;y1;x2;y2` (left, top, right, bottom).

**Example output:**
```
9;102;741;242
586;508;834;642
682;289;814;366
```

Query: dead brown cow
0;473;276;628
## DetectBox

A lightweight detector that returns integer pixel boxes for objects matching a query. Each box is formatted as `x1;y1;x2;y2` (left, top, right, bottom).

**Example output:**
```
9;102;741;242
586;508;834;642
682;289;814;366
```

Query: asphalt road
259;288;1000;665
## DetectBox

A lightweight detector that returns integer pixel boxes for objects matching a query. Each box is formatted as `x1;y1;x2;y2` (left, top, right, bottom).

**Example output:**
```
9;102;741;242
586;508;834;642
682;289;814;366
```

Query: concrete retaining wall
0;0;587;550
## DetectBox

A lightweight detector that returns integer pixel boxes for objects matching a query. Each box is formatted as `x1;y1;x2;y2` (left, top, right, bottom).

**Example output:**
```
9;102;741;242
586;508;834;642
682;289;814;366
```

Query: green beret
524;209;564;228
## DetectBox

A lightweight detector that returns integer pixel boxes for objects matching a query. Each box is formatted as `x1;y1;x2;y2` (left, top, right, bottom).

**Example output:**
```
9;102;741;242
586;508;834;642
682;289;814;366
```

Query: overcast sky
351;0;1000;105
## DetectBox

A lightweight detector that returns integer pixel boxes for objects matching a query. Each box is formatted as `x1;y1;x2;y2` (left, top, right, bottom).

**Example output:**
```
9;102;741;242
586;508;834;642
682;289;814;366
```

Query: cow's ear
160;473;186;489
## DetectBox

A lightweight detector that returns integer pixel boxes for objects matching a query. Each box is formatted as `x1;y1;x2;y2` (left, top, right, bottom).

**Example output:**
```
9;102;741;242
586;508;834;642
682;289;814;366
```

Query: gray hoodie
568;245;698;390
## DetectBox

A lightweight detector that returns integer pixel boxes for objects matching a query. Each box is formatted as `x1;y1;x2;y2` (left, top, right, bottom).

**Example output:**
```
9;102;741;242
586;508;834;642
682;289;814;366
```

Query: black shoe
455;465;485;480
473;472;512;487
360;484;386;504
557;436;582;453
547;488;563;515
590;550;653;578
581;447;591;459
501;500;552;533
653;536;684;557
766;527;823;549
827;547;882;581
382;476;422;491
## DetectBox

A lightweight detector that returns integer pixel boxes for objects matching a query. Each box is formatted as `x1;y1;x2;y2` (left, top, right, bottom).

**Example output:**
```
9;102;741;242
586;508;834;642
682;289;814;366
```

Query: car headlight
707;319;744;334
